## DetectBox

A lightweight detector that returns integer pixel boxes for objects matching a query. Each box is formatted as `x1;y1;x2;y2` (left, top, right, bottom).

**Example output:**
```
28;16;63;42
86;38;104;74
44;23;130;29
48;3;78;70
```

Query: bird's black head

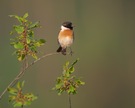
62;21;73;30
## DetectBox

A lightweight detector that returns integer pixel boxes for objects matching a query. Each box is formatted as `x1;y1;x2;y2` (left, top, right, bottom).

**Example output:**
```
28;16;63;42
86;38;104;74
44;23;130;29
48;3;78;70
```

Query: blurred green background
1;0;135;108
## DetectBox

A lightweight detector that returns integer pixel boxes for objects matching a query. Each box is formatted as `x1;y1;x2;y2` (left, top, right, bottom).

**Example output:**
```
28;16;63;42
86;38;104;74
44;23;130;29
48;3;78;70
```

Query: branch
68;94;72;108
0;52;60;100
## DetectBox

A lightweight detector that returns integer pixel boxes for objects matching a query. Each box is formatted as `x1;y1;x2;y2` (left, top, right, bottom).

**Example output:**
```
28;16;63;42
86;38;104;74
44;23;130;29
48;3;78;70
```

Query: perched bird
56;21;74;55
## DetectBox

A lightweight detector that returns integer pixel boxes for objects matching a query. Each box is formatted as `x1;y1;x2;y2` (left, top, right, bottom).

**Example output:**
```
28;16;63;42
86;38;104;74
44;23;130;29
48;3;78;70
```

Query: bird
56;21;74;55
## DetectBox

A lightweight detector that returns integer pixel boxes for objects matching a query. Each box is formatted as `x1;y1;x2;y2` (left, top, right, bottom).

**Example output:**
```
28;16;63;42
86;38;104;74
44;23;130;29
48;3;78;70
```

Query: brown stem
68;94;72;108
0;52;60;100
23;23;28;55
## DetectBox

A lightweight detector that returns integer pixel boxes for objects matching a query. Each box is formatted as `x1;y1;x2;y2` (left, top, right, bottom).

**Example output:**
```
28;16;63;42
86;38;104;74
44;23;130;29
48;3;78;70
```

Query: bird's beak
72;25;75;27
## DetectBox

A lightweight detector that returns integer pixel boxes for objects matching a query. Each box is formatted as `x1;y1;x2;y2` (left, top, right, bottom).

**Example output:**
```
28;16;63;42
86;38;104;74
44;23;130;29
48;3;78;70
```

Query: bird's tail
56;46;66;55
57;46;62;52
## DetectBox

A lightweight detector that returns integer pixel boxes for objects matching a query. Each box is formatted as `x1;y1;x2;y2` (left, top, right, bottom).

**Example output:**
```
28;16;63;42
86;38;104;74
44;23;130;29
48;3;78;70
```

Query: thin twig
68;94;72;108
0;52;60;100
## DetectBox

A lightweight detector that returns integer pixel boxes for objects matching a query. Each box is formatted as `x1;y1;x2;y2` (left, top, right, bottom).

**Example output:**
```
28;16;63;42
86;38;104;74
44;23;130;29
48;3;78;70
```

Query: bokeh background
1;0;135;108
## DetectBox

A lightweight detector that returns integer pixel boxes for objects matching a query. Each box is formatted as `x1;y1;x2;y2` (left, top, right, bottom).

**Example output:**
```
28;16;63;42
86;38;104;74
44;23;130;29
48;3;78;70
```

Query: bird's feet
70;50;73;56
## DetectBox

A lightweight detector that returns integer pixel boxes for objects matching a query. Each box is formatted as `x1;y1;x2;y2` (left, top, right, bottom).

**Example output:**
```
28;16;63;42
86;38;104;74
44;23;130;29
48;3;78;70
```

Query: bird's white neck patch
61;25;70;31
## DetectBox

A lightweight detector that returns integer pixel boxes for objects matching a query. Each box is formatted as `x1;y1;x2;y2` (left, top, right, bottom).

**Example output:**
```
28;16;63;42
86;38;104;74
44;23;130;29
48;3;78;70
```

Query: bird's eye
63;24;67;26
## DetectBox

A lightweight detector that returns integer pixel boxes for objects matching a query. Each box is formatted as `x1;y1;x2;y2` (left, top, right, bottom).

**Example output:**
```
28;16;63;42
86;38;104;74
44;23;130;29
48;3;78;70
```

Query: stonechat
56;21;74;55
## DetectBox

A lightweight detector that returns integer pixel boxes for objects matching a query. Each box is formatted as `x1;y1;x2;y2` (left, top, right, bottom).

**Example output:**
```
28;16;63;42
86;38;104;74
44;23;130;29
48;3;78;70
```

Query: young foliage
53;59;85;95
8;81;37;107
10;13;46;61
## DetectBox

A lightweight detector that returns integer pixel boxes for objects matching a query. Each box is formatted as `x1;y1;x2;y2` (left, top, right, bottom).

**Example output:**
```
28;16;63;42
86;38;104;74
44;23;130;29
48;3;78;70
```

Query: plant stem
0;52;60;100
68;94;72;108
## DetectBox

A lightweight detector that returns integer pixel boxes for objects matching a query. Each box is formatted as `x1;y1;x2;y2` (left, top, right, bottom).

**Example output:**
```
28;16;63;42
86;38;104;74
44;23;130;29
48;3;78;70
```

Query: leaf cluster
10;13;45;61
8;81;37;107
53;59;85;95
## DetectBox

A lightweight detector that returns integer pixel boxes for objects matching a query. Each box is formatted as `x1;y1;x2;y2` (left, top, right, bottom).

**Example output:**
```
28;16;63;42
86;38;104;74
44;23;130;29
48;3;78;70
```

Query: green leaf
69;66;74;73
28;30;34;37
79;81;85;85
16;81;25;90
35;42;41;47
65;72;70;77
23;13;28;18
34;39;45;47
71;58;79;67
16;17;24;23
24;101;31;106
68;85;75;94
14;25;24;34
18;54;25;61
56;77;62;83
66;61;69;67
10;31;14;35
14;42;24;49
8;88;17;95
29;45;37;53
32;95;38;100
76;79;85;85
13;101;23;107
55;83;63;89
58;89;64;95
9;96;16;102
24;93;37;101
63;61;69;73
17;82;21;90
39;39;46;44
9;15;24;24
29;21;40;29
10;42;16;46
26;37;31;44
21;81;25;87
58;92;62;95
32;53;38;59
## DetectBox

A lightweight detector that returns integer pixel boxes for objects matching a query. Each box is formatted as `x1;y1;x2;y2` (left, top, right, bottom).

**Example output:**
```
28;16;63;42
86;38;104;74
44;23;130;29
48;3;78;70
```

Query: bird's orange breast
58;29;74;48
58;29;73;38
